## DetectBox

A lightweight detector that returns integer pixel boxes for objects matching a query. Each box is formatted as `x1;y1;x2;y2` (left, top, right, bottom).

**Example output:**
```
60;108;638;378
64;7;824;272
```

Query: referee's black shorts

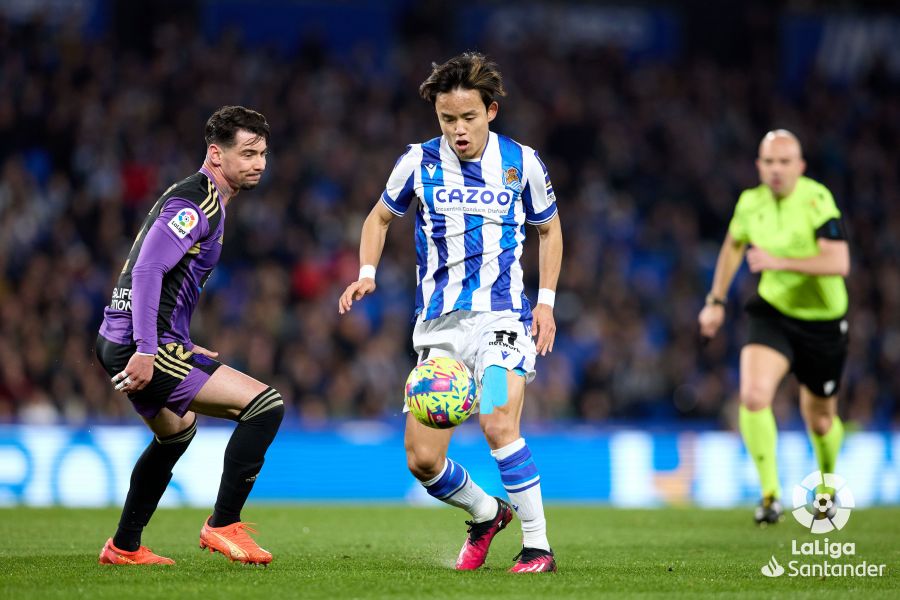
745;295;848;398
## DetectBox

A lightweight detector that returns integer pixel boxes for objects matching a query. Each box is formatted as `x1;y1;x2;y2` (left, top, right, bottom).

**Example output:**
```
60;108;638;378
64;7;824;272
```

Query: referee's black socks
210;387;284;528
114;417;197;551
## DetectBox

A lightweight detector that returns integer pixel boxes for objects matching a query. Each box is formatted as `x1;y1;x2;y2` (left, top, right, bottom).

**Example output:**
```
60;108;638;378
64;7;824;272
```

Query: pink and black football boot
509;547;558;573
455;497;514;570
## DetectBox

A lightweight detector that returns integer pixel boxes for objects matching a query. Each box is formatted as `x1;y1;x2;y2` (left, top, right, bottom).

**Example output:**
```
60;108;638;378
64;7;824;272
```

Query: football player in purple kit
95;106;281;566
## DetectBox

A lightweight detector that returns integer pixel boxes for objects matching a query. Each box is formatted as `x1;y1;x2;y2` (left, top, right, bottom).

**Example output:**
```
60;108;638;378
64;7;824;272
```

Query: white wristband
136;351;156;357
537;288;556;308
358;264;376;281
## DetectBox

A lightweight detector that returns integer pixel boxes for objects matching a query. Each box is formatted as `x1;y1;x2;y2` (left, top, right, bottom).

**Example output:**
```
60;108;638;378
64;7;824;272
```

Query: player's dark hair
419;52;506;109
204;106;270;148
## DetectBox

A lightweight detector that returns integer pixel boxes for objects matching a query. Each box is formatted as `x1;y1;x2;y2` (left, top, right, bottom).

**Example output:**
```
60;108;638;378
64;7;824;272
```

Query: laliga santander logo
167;207;199;239
791;471;855;534
177;209;197;229
760;471;886;579
760;555;785;577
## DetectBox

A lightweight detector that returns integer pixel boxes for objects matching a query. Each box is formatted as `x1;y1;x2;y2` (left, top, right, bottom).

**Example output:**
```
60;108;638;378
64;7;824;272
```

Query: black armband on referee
815;218;847;241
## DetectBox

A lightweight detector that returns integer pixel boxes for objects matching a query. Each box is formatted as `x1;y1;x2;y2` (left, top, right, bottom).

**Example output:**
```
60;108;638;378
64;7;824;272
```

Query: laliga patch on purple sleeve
168;208;199;239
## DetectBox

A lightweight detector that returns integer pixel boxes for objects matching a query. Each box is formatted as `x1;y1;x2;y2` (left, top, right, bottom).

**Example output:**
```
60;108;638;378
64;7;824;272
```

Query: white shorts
411;309;537;390
404;310;537;414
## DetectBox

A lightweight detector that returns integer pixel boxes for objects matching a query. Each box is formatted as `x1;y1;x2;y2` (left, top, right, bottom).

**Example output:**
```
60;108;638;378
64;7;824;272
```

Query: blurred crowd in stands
0;11;897;428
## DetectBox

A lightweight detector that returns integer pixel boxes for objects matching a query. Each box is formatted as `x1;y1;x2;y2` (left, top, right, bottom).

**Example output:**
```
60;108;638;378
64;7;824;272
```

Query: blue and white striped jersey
380;132;558;323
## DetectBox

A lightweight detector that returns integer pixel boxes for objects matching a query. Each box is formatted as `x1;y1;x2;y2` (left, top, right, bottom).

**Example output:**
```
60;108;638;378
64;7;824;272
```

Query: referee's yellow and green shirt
728;176;848;321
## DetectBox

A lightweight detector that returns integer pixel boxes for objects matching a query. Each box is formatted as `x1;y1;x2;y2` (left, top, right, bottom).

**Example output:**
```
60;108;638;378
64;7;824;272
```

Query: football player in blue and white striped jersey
339;53;563;573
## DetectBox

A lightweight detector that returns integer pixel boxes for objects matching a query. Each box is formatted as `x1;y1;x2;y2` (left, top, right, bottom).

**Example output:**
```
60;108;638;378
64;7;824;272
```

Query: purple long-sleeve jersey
99;169;225;354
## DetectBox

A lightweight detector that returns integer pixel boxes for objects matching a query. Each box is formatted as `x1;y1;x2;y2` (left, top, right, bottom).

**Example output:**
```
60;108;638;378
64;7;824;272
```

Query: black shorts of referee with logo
744;295;848;398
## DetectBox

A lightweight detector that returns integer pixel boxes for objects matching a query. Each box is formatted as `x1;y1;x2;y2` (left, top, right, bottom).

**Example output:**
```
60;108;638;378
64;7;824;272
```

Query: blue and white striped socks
492;438;550;551
422;458;498;523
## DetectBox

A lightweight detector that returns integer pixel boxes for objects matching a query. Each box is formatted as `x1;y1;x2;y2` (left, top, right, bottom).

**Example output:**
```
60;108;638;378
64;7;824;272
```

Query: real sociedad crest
504;167;522;192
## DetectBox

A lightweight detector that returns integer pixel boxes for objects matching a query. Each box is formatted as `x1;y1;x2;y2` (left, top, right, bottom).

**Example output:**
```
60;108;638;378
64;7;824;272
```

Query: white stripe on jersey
418;171;438;311
471;139;504;309
438;139;467;312
511;234;526;311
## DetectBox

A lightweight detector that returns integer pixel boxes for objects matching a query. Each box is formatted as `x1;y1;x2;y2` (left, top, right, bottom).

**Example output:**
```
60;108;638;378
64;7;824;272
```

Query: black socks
209;388;284;528
113;418;197;551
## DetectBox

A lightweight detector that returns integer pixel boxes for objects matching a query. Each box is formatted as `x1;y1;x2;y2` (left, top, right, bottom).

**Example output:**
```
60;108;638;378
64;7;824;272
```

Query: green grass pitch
0;506;897;599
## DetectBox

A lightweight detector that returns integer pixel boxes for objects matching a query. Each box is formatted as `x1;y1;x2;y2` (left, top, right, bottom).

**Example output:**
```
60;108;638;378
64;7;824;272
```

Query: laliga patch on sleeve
167;208;199;239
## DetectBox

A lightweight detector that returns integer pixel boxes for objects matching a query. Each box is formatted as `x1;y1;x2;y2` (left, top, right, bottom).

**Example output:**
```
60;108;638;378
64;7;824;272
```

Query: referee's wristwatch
705;293;726;308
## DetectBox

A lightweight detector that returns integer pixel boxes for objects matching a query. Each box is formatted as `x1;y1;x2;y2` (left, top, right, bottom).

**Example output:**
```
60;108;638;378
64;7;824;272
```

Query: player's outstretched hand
338;278;376;314
191;344;219;358
698;304;725;341
112;353;155;394
532;303;556;356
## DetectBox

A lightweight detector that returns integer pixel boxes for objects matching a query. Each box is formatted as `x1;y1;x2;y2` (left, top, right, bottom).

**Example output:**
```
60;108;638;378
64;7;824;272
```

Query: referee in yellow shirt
699;130;850;525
